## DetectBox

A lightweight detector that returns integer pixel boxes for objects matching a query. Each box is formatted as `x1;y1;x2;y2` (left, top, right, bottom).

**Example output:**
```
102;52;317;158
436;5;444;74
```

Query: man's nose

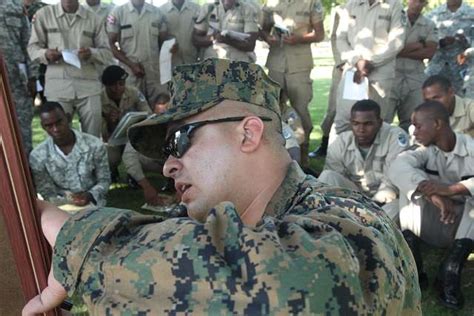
163;155;182;178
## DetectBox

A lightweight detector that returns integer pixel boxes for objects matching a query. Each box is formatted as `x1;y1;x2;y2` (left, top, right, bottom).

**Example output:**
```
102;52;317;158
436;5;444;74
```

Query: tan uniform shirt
106;2;167;80
388;133;474;198
194;1;258;62
451;95;474;138
28;4;112;99
84;2;114;24
101;85;151;139
160;0;200;66
330;5;343;66
395;13;436;84
336;0;406;81
324;123;409;196
262;0;324;74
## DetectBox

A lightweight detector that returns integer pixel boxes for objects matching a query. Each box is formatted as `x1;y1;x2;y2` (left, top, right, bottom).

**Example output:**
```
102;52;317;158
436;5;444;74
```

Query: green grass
31;61;473;316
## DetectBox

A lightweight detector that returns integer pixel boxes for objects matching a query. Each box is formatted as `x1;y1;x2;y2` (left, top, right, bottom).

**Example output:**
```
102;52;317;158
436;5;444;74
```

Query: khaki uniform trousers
320;65;342;136
399;193;474;248
334;73;394;134
268;70;313;144
387;78;424;132
52;94;102;138
319;169;399;221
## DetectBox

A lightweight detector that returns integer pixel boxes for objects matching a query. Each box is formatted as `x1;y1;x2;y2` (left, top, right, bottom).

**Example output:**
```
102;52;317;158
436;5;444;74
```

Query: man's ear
239;116;265;153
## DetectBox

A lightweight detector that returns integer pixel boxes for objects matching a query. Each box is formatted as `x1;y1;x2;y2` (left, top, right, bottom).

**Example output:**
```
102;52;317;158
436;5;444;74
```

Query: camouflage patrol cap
128;58;281;159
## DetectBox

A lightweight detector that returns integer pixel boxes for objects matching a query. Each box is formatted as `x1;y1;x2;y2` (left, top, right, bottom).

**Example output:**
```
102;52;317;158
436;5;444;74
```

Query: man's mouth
175;183;192;197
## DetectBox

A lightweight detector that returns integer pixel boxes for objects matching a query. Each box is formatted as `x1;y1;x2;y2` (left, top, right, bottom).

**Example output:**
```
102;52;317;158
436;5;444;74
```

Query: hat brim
128;98;224;160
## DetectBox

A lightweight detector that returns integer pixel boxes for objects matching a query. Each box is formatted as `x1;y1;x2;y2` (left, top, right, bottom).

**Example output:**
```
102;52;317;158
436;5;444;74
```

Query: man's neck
55;130;76;155
407;10;420;24
62;3;79;13
24;0;35;6
435;129;456;152
173;0;185;10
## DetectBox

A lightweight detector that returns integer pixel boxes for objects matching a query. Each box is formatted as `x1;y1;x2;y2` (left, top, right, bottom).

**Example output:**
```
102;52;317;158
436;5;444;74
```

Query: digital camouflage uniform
29;129;111;207
462;46;473;98
0;0;34;154
319;123;409;219
194;0;259;63
54;161;421;315
24;0;47;20
425;2;474;95
50;59;420;315
388;133;474;248
160;0;201;66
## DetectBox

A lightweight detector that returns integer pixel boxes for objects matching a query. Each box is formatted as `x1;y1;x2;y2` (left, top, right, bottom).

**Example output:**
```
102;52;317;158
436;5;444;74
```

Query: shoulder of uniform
29;141;49;161
385;124;409;147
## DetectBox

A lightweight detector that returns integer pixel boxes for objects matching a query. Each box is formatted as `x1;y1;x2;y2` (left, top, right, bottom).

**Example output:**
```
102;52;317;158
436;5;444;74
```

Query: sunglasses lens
176;132;190;158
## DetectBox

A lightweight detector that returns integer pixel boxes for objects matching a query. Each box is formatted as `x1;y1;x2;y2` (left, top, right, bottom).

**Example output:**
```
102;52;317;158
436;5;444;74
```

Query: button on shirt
27;4;112;99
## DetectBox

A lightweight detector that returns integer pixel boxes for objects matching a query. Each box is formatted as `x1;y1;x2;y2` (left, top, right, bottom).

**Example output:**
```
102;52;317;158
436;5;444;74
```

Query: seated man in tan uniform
422;74;474;137
192;0;258;62
319;99;410;220
389;101;473;310
101;65;151;181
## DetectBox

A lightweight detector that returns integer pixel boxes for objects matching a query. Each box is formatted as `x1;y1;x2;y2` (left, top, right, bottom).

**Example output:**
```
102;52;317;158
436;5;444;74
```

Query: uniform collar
127;1;152;13
452;95;466;118
265;161;308;218
56;3;88;18
434;132;469;158
47;129;88;155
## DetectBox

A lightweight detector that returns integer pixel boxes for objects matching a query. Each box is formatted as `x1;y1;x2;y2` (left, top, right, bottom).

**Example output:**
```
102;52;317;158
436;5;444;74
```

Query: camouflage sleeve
18;12;38;79
29;150;62;200
370;1;406;67
88;141;111;205
310;0;324;24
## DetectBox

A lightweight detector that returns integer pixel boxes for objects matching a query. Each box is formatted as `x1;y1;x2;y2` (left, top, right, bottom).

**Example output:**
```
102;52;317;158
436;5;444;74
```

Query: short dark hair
422;75;452;92
101;65;128;86
38;101;66;115
414;101;450;124
155;93;171;105
350;99;381;118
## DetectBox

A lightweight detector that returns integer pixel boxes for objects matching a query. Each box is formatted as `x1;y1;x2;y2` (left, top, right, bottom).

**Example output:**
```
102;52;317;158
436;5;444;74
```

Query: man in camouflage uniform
24;0;46;20
319;100;409;220
192;0;259;63
422;74;474;137
335;0;406;134
261;0;325;167
458;46;473;98
160;0;201;67
23;59;421;315
389;101;473;309
29;102;110;209
425;0;473;96
387;0;437;131
107;0;169;105
0;0;35;154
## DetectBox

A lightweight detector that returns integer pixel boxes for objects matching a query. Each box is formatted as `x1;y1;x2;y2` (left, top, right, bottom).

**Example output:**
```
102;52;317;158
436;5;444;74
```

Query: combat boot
309;136;329;158
402;230;428;290
435;238;473;310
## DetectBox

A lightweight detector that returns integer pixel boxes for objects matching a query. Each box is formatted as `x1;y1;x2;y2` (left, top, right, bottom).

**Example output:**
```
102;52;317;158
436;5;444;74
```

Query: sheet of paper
342;70;369;100
160;38;176;84
36;79;43;92
62;49;81;69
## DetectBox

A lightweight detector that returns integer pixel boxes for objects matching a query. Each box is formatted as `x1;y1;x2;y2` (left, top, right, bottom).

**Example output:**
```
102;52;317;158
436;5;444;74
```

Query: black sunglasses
163;116;272;158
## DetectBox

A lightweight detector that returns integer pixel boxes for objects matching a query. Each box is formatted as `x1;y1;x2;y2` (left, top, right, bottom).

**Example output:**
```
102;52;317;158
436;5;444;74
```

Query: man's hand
457;52;467;65
170;42;179;55
263;34;279;46
71;192;93;206
283;34;302;45
105;108;121;126
78;47;92;61
354;59;374;84
143;185;160;206
372;189;397;204
429;194;457;224
45;48;61;63
417;180;452;197
129;62;145;78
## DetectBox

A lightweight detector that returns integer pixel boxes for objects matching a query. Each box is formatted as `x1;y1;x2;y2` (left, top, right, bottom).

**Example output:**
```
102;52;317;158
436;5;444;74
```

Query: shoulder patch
397;132;408;147
107;14;116;25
